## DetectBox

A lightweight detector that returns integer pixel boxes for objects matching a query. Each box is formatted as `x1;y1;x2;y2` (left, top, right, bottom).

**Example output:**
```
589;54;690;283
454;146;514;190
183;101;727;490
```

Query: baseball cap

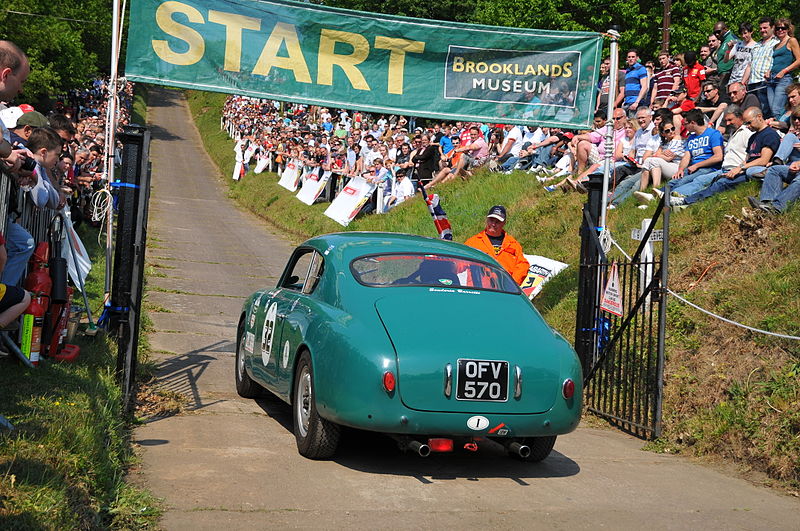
17;111;49;128
487;205;507;222
671;84;687;95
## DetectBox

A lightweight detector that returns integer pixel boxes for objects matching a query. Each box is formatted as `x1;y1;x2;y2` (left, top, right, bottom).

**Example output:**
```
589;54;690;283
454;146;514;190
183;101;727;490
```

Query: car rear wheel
293;350;340;459
516;435;557;462
235;319;262;398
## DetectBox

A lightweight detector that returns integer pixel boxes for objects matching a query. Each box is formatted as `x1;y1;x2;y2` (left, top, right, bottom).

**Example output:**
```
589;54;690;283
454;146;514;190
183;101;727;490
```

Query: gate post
574;172;605;373
112;125;152;414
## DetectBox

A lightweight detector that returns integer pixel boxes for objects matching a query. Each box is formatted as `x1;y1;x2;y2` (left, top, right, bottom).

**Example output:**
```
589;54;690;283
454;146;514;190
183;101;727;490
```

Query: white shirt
632;122;659;161
523;127;546;146
722;124;754;168
394;177;415;203
363;148;381;166
502;126;525;157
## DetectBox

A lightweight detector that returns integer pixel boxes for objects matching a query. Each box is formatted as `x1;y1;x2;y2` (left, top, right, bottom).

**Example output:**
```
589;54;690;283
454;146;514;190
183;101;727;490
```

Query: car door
266;249;324;394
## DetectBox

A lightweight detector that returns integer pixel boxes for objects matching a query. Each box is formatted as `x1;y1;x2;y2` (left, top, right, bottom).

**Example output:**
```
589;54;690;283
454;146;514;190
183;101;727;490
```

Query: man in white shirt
362;135;382;167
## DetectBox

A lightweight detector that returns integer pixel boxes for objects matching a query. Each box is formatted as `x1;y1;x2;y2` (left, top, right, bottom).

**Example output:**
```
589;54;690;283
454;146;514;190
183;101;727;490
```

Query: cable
605;232;800;341
666;290;800;341
91;188;113;245
3;9;107;25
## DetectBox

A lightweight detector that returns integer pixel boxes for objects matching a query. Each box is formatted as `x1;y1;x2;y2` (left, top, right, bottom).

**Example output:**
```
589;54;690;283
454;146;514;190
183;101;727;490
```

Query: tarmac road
135;87;799;530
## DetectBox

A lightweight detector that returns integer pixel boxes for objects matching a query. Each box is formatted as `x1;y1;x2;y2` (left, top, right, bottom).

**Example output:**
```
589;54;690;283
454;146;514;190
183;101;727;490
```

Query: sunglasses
613;116;624;120
776;26;788;31
703;88;715;93
744;120;754;126
661;127;675;133
792;115;800;120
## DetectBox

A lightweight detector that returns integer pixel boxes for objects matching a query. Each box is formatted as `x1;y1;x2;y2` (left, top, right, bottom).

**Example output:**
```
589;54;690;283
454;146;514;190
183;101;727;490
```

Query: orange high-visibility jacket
464;231;530;285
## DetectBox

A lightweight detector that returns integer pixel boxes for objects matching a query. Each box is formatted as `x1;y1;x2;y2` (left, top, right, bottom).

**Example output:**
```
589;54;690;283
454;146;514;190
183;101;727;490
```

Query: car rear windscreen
350;253;519;294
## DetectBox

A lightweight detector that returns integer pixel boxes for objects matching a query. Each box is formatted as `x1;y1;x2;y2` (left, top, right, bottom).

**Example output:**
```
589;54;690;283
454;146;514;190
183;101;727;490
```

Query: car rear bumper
325;394;582;438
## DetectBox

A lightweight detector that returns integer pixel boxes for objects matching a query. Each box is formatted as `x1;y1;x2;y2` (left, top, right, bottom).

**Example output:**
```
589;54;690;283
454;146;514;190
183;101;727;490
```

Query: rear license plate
456;359;508;402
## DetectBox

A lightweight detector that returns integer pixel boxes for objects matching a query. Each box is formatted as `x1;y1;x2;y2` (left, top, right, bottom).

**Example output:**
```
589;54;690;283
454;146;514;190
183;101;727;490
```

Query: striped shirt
750;37;778;83
652;63;681;101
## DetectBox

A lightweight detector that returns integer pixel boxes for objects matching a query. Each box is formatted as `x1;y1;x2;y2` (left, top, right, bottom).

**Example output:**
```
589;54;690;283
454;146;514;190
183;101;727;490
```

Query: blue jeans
668;167;719;192
672;168;727;197
759;165;800;211
747;81;771;118
1;219;35;286
684;166;765;204
767;75;793;121
774;133;800;163
610;173;642;206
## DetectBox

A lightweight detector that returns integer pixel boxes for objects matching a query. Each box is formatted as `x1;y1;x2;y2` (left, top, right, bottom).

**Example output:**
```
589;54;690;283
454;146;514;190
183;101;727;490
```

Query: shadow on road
142;340;234;422
254;392;580;482
147;122;184;143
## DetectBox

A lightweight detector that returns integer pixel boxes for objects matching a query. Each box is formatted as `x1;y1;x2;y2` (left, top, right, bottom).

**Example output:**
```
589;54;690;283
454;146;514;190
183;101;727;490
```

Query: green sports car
235;232;582;460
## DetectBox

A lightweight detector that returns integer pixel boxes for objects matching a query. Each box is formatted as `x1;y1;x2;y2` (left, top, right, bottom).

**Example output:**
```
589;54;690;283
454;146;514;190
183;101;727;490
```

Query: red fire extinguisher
20;242;53;366
24;242;52;295
20;295;47;367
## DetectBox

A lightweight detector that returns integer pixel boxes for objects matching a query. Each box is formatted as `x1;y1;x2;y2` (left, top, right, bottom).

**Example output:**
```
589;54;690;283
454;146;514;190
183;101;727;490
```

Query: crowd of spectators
1;39;132;329
221;17;800;217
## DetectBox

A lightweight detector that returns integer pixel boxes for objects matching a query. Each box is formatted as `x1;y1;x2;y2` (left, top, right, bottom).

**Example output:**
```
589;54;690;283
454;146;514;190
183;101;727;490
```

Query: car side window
283;250;314;291
302;252;324;295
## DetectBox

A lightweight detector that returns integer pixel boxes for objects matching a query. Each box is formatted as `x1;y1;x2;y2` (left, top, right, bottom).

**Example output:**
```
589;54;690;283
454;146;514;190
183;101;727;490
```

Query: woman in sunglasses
634;122;685;201
767;18;800;119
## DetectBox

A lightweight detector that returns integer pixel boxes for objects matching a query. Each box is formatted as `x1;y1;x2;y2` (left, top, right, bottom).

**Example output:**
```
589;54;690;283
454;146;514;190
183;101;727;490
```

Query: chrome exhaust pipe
507;441;531;458
408;440;431;457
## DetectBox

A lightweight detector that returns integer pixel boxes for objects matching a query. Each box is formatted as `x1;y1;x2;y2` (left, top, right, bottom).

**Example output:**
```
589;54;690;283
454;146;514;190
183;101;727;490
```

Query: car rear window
350;253;520;294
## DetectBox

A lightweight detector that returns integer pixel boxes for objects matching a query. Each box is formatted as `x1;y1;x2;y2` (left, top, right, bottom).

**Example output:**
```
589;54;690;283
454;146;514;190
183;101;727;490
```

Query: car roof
301;232;497;266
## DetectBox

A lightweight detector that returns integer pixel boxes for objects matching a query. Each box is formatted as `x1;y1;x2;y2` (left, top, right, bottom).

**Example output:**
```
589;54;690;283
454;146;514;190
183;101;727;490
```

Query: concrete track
135;87;798;530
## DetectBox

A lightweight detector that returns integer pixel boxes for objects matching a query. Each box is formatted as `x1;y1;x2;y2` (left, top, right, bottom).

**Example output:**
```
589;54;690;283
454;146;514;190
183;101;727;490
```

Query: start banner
125;0;603;128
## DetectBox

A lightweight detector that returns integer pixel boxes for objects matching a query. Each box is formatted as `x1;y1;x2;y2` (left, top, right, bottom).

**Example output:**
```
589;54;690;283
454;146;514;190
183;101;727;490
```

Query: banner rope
606;234;800;341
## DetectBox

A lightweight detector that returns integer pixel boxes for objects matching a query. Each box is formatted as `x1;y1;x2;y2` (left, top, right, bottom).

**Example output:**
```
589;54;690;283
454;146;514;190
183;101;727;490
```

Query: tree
320;0;475;24
0;0;113;104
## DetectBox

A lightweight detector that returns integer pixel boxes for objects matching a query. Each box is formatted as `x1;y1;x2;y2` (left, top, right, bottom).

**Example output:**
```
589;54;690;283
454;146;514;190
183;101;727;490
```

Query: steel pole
104;0;122;296
599;29;620;229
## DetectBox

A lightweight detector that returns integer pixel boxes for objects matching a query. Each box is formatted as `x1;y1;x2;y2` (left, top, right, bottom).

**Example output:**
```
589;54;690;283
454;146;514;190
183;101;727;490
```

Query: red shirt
683;64;706;100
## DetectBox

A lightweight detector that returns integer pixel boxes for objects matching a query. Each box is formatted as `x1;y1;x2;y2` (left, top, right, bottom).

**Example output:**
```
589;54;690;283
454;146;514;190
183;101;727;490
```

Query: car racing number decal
261;302;278;366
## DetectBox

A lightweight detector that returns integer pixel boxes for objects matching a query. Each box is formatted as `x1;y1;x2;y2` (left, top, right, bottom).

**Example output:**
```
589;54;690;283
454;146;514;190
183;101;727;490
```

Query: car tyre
293;350;340;459
517;436;557;462
235;318;262;398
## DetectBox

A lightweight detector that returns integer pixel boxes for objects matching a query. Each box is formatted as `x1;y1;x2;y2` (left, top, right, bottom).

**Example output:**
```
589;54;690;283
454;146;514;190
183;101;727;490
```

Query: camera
20;156;36;172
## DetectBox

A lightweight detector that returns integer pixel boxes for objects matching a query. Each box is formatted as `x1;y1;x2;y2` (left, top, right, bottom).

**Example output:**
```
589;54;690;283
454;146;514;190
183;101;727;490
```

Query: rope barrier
607;233;800;341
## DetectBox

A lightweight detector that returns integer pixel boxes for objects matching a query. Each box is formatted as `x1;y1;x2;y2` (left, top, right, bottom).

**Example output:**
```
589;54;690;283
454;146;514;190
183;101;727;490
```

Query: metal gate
574;174;670;439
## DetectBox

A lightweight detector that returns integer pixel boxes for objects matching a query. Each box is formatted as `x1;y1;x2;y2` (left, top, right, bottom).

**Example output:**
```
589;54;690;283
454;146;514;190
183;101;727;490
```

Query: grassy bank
0;224;160;528
186;89;800;488
131;84;148;127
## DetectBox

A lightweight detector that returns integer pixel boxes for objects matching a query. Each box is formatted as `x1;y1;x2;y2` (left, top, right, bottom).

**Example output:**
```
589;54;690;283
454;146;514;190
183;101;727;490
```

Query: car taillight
562;378;575;399
383;371;396;393
428;438;453;452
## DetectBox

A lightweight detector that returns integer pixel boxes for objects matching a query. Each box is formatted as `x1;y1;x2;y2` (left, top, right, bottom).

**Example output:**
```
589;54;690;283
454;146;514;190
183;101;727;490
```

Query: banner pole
599;29;620;229
103;0;123;299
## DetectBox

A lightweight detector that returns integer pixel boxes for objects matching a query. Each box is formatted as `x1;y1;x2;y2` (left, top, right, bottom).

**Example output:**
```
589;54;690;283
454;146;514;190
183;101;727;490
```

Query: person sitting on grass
428;126;488;187
631;121;685;203
671;106;780;208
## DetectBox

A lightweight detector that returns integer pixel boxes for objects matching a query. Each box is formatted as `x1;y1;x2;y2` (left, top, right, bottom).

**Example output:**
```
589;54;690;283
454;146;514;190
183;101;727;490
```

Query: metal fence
575;174;670;439
0;170;60;258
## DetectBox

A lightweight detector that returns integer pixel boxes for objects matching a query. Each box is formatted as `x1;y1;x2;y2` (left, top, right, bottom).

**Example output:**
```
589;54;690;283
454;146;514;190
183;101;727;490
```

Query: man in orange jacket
464;205;530;285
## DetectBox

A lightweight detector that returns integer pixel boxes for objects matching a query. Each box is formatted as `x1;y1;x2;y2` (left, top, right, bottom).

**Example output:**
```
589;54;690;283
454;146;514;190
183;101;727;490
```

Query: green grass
185;89;800;488
131;84;148;127
0;223;161;528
